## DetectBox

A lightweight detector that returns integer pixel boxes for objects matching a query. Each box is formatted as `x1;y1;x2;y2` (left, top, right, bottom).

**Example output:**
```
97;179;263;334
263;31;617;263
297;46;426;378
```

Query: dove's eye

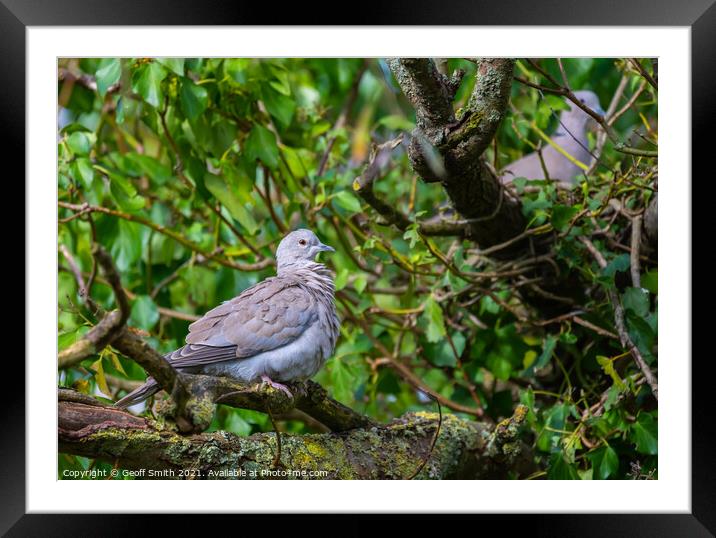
298;239;307;246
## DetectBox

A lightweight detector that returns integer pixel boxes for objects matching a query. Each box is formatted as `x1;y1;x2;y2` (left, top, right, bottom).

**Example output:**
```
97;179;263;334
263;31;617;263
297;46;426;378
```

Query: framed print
7;0;713;534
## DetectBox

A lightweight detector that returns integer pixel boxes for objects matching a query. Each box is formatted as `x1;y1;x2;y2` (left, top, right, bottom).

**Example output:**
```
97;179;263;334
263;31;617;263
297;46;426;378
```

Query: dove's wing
166;276;317;369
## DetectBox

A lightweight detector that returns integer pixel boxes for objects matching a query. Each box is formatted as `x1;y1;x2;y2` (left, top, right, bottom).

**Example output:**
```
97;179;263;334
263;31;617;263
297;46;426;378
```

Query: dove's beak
317;243;335;253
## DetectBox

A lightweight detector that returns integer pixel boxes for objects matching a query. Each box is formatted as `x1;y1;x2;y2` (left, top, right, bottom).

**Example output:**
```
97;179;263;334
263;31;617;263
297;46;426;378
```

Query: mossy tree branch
386;58;526;254
59;391;531;480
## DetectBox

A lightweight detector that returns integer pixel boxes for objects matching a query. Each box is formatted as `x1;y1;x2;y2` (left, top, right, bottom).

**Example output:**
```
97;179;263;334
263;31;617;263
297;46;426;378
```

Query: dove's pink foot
261;375;293;398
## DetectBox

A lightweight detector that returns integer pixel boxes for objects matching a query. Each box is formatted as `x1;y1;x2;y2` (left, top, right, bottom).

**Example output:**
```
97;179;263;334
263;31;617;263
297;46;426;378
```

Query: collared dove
501;90;605;187
115;229;339;407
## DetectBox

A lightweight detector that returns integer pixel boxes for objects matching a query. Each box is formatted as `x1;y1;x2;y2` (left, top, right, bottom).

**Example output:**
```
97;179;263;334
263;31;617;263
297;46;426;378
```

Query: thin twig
580;237;657;400
630;215;643;288
317;60;369;178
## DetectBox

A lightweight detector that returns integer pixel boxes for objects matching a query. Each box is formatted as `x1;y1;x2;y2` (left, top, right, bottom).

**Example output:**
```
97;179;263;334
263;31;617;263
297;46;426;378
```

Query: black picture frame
7;1;712;534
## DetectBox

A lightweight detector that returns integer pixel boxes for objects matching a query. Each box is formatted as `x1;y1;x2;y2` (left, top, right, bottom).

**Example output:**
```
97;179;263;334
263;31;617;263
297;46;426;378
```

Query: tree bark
387;58;525;254
59;390;531;480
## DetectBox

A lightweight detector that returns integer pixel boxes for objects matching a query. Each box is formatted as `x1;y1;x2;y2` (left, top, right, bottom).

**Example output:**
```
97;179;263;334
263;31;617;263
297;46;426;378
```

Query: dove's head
276;229;335;273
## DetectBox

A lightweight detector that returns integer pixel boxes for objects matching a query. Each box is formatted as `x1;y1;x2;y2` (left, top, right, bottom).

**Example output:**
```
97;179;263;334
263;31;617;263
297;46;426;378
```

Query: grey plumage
115;229;339;408
501;90;605;187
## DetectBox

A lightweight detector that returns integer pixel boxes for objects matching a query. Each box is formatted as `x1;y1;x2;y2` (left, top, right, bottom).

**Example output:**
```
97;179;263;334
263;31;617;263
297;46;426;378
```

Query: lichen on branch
59;391;531;480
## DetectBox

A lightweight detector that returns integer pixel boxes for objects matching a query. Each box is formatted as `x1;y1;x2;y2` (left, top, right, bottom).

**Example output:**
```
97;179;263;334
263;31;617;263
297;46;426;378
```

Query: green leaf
109;174;145;213
225;58;251;83
535;335;557;370
131;62;168;108
334;268;349;291
376;114;415;131
262;88;295;128
156;58;185;76
130;295;159;331
588;445;619;479
551;204;579;232
329;358;354;404
422;296;446;343
244;124;279;169
90;358;111;398
631;413;658;455
266;63;291;95
95;59;121;97
58;326;89;351
332;191;362;214
641;270;658;294
60;123;92;135
601;253;630;278
71;158;95;189
537;403;569;452
353;274;367;295
110;220;143;272
622;287;650;317
223;411;252;436
543;94;570;112
66;132;91;155
450;332;466;358
180;78;209;120
204;174;259;235
548;452;581;480
596;355;626;390
124;153;172;185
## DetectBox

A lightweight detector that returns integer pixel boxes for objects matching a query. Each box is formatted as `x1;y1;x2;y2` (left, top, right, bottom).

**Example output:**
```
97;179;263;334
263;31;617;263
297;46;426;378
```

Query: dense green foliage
58;57;657;479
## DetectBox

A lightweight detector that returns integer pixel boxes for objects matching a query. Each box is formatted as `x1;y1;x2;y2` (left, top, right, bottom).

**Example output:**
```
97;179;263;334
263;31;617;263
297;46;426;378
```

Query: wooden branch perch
59;389;531;480
388;58;526;253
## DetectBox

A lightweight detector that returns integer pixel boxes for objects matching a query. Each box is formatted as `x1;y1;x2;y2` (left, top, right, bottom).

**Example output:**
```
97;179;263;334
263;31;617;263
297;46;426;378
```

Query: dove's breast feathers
113;230;339;408
168;263;339;382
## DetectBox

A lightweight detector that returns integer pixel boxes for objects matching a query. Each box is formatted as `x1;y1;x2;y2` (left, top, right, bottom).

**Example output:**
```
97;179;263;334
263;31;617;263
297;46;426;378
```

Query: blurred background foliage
58;57;657;480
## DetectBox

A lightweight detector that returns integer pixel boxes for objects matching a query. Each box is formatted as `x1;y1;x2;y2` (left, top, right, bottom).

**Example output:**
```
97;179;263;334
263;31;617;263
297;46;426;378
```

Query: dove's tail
114;378;160;409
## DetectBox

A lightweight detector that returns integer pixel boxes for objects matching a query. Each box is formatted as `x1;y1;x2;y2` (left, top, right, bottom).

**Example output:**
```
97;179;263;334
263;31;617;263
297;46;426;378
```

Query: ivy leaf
108;174;145;213
71;158;94;189
180;78;209;121
124;153;172;185
548;452;581;480
332;191;362;214
601;253;630;279
131;62;168;108
95;58;121;97
204;174;258;235
223;412;252;436
403;226;420;248
535;335;557;370
58;326;89;351
422;296;446;343
329;358;354;404
598;355;628;390
631;413;658;455
130;295;159;331
157;58;185;76
334;268;349;291
225;58;251;83
66;132;91;155
353;274;367;295
90;358;111;398
262;87;295;128
588;446;620;479
622;287;650;317
110;220;143;272
244;124;279;169
641;270;658;294
376;114;415;131
551;204;579;232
